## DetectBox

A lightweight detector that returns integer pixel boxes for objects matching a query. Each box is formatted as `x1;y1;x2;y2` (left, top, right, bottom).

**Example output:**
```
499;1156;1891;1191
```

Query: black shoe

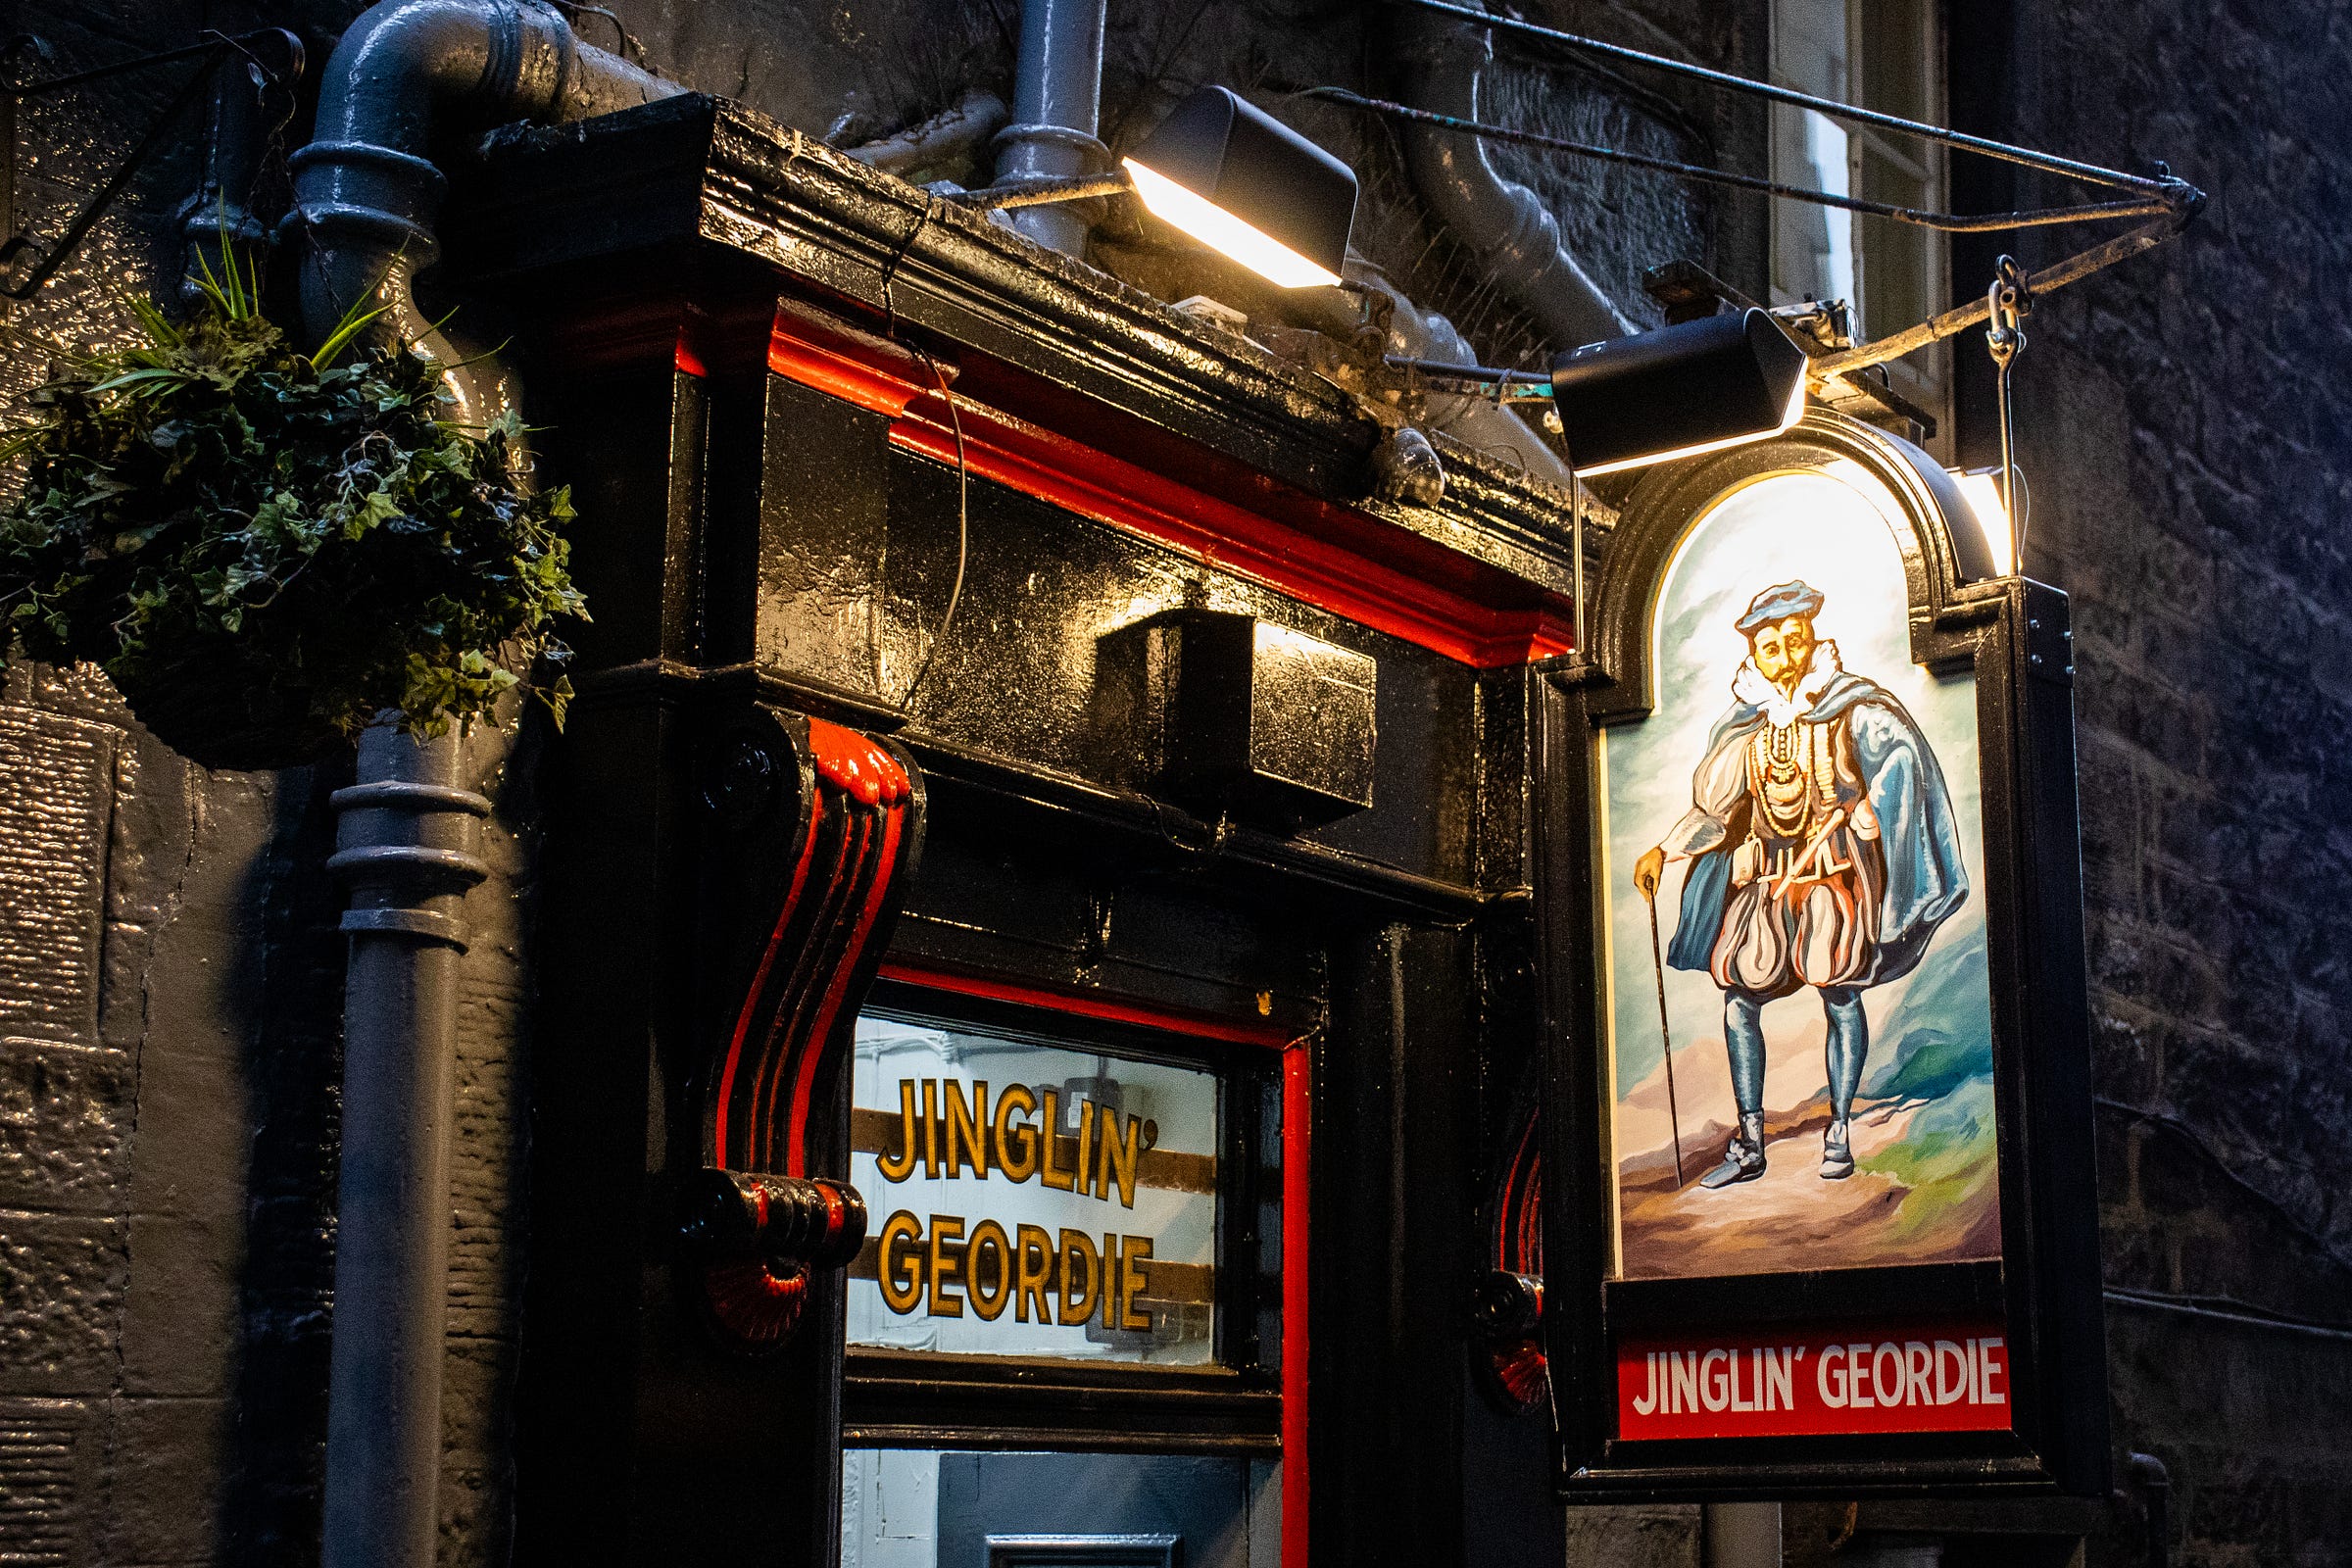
1698;1113;1767;1189
1820;1119;1854;1180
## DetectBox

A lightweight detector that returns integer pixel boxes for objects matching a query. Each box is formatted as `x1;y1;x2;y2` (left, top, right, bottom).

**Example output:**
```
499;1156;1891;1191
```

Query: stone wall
1964;0;2352;1559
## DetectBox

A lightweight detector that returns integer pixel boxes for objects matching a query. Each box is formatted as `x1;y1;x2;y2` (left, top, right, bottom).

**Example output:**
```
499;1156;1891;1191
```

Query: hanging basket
0;259;582;771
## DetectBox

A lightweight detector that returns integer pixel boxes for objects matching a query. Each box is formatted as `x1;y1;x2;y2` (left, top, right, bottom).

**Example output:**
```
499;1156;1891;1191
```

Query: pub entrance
834;991;1288;1567
488;95;1571;1565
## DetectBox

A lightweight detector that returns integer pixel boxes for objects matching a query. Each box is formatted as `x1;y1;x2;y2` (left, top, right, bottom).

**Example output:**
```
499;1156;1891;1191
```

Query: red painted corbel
1473;1108;1549;1415
686;709;926;1351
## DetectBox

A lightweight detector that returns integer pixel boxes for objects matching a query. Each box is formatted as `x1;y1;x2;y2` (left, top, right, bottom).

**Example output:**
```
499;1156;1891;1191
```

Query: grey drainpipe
1400;2;1632;350
323;728;489;1568
286;7;678;1566
993;0;1108;257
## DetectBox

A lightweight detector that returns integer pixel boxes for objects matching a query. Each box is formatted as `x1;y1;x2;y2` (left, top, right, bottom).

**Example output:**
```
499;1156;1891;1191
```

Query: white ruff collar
1732;639;1842;727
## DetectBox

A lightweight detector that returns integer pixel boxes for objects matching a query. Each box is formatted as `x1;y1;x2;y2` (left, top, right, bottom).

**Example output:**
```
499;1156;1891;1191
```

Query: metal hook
1986;255;2034;572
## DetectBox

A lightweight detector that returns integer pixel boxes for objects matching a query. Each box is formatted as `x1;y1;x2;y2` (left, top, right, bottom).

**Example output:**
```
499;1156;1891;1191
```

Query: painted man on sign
1633;581;1970;1188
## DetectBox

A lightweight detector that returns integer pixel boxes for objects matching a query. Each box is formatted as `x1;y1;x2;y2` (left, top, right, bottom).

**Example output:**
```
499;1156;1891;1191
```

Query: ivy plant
0;251;585;761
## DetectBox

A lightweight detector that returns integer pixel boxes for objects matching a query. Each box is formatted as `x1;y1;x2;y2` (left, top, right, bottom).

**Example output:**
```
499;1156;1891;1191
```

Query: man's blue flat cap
1735;580;1826;635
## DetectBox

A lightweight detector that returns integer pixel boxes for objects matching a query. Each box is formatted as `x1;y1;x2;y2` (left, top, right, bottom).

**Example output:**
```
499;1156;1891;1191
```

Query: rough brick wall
1968;0;2352;1560
0;7;525;1563
0;15;354;1557
0;652;322;1567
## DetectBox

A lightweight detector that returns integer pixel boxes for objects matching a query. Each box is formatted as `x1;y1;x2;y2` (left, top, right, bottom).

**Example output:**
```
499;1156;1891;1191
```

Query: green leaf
0;269;588;744
88;367;191;395
311;302;388;372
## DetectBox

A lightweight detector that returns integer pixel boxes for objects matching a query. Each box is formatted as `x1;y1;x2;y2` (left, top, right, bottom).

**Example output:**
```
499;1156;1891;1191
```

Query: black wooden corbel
678;707;924;1352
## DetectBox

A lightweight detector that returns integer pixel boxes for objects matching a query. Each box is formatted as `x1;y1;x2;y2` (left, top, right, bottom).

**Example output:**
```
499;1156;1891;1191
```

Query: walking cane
1646;893;1687;1187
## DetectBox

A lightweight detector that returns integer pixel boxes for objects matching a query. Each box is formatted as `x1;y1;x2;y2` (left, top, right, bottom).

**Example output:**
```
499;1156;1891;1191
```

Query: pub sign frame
1534;409;2110;1498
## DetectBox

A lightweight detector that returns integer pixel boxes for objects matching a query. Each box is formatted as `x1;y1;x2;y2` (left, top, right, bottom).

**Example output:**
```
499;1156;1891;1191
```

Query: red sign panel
1616;1320;2014;1441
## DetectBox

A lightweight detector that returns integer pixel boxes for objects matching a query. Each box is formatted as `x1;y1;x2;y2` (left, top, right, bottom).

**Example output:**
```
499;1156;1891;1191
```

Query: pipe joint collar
1486;182;1567;273
331;780;493;816
326;844;493;890
287;140;450;261
339;905;471;950
992;121;1112;171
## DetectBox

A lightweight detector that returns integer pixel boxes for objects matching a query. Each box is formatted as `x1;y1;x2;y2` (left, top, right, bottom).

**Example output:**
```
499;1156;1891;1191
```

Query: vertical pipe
177;30;304;300
994;0;1108;256
1398;3;1632;349
2128;1452;2172;1568
321;725;491;1568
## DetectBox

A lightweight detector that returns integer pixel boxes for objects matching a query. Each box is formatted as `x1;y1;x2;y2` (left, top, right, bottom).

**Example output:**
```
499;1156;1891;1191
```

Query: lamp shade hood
1124;85;1357;287
1549;308;1811;474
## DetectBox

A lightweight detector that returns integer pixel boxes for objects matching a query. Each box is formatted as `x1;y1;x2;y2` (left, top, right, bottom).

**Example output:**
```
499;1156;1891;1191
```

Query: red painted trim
751;810;857;1168
765;308;1577;670
805;714;913;805
886;393;1572;667
713;805;822;1164
1281;1042;1310;1568
874;960;1296;1050
786;804;906;1175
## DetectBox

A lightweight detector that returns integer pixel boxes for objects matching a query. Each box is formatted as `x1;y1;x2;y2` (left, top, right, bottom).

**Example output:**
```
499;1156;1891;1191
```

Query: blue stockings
1723;987;1869;1121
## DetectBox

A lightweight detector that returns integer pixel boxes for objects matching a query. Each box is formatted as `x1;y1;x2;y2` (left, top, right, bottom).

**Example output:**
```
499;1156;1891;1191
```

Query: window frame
838;973;1288;1457
1770;0;1955;456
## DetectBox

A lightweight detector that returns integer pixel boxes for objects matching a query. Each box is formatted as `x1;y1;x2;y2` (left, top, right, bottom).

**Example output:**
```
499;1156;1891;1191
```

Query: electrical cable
873;199;968;716
2095;1096;2352;1278
1301;88;2178;234
1385;0;2180;196
2103;1288;2352;1344
895;348;968;715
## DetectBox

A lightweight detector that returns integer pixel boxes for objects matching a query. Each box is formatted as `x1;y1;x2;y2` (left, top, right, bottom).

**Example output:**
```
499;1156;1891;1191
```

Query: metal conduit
1398;0;1632;352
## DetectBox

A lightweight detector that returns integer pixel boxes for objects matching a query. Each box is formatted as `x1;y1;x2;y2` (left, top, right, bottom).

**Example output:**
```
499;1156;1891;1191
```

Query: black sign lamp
1121;86;1358;289
1548;308;1811;475
1528;308;1811;659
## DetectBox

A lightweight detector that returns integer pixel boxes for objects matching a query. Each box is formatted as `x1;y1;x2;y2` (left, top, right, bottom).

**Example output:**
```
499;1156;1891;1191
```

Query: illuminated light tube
1573;375;1810;477
1122;85;1357;291
1951;467;2017;575
1550;309;1814;475
1123;157;1344;289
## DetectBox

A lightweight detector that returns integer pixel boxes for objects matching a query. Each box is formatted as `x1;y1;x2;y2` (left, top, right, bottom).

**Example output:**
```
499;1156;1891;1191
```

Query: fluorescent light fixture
1123;86;1357;290
1951;466;2016;575
1123;157;1343;289
1549;309;1812;475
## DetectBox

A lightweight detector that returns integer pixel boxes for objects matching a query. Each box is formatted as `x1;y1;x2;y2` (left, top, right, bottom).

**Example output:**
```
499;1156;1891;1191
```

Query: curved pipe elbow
1400;10;1631;351
290;0;678;420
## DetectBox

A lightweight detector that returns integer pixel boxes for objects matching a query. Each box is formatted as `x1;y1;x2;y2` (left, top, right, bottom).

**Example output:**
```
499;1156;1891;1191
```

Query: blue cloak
1665;668;1970;988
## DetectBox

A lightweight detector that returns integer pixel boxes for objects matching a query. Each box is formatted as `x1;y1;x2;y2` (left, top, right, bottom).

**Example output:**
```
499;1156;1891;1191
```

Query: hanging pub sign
1535;409;2109;1497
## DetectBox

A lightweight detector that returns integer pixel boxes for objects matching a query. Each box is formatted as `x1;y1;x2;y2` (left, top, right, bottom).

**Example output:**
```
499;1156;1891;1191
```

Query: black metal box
1100;610;1376;830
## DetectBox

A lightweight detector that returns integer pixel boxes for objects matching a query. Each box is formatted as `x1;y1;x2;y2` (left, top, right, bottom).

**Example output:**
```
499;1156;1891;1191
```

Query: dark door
844;1449;1277;1568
